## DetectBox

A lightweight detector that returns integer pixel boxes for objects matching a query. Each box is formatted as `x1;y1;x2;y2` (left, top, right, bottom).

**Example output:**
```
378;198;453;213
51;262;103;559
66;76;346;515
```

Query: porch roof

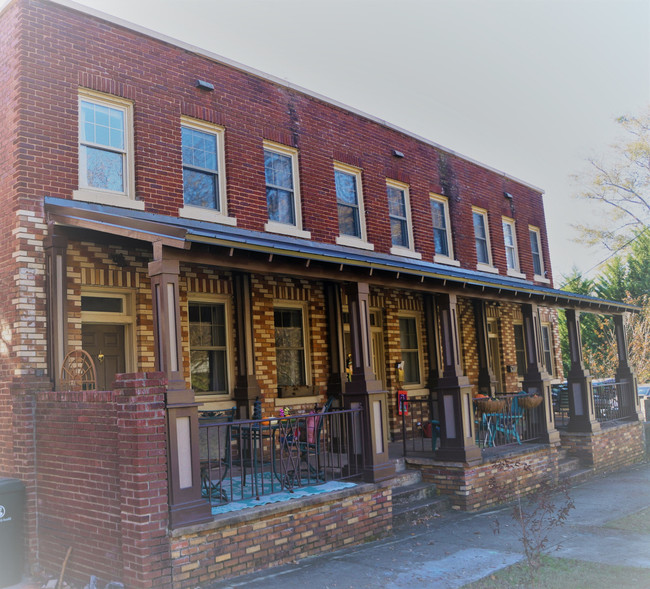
44;197;638;314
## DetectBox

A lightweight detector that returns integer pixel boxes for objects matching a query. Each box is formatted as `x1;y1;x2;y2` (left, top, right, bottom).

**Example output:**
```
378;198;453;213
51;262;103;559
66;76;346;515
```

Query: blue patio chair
494;395;524;445
199;407;236;501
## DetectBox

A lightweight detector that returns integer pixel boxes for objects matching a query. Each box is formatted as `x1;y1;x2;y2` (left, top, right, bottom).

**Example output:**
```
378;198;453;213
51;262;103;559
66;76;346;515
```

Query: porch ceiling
44;197;638;315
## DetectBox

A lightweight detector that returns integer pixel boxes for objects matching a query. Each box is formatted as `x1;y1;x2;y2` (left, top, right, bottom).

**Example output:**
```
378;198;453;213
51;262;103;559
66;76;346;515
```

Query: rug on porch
209;472;356;515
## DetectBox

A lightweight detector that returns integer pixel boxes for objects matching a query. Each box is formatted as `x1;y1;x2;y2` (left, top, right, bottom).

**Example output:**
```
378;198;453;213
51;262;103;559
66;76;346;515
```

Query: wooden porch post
472;299;498;395
565;309;600;432
148;243;211;528
424;293;441;422
343;281;394;482
613;314;642;421
233;272;261;419
521;303;560;444
44;229;68;390
434;293;481;464
325;281;346;399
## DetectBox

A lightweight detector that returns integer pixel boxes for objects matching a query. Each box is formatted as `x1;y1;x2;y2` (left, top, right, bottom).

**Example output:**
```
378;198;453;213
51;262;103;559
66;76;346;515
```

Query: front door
82;323;126;390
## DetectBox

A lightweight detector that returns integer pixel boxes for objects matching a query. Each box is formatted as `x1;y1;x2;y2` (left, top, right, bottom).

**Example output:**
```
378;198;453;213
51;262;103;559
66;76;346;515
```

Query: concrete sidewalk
208;461;650;589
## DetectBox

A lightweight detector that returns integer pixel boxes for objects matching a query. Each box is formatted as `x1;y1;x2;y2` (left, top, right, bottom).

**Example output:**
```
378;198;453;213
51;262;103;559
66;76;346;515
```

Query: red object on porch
397;390;408;416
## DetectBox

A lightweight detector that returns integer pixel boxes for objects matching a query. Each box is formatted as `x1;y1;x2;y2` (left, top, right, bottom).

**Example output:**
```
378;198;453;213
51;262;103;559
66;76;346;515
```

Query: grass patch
463;555;650;588
605;506;650;534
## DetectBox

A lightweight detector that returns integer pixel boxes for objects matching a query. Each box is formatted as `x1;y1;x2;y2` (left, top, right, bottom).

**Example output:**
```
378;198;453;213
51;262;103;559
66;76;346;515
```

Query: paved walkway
208;461;650;588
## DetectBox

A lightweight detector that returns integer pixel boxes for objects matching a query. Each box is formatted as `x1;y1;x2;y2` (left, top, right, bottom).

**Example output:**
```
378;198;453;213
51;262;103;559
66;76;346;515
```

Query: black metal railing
399;397;439;456
593;381;634;423
474;394;545;448
199;407;365;508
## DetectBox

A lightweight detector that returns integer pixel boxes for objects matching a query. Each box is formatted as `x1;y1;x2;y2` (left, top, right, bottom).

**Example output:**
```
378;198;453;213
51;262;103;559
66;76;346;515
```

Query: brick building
0;0;644;587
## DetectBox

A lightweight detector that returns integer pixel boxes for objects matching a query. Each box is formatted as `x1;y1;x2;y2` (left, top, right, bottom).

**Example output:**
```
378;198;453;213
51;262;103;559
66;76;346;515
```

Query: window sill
179;205;237;226
390;246;422;260
336;235;375;250
434;255;460;267
507;269;527;279
534;275;551;284
73;189;145;210
264;221;312;240
476;263;499;274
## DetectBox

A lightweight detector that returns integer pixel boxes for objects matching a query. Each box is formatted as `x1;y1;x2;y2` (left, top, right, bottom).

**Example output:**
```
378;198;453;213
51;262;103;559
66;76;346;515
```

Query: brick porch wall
560;421;645;473
409;445;560;511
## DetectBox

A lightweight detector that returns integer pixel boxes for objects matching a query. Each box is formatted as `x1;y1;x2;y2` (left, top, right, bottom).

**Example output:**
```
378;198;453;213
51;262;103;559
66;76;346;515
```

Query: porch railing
593;381;634;423
400;393;546;456
199;407;365;508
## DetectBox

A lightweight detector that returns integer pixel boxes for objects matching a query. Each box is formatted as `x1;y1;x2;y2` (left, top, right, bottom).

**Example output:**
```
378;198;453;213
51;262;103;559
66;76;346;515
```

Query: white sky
10;0;650;281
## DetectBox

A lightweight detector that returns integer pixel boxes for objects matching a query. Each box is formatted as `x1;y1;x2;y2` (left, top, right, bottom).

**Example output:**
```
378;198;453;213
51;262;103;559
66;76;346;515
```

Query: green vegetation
464;555;650;588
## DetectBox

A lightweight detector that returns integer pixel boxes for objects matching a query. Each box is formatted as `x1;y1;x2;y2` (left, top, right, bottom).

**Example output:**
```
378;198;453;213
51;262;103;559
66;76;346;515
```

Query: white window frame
263;141;311;240
273;301;312;388
387;180;421;259
430;194;459;266
80;288;136;374
398;312;425;390
334;162;373;251
472;207;497;273
529;226;549;283
73;89;142;210
179;117;236;227
502;217;525;278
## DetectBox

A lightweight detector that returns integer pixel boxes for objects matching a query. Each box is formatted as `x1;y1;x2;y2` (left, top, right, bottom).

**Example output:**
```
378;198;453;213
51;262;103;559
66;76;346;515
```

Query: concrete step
388;471;450;528
560;464;593;486
387;468;422;489
392;480;439;508
558;456;582;475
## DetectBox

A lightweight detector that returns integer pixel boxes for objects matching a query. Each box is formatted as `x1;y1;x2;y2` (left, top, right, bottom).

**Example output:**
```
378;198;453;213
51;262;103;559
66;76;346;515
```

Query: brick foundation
408;445;560;511
560;421;645;473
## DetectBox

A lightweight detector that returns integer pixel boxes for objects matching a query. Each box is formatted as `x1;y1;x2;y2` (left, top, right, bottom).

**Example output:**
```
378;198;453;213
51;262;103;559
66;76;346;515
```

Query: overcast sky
12;0;650;281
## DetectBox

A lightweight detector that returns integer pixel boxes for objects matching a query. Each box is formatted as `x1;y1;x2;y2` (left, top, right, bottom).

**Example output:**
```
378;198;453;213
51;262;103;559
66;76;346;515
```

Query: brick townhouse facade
0;0;644;586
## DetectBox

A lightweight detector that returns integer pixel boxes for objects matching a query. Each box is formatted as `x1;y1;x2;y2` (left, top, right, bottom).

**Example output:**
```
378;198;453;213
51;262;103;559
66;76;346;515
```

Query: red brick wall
169;486;392;587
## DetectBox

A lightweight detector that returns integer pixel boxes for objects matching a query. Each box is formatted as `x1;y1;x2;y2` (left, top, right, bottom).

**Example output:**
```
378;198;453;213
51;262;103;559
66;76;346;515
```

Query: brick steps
388;468;450;527
557;448;593;485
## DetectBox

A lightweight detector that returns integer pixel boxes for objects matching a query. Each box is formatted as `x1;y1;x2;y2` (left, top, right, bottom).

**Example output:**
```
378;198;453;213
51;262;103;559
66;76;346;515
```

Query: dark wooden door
82;323;126;390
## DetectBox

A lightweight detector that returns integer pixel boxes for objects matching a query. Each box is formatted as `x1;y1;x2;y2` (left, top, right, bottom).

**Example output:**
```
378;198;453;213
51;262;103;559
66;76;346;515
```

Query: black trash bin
0;478;25;588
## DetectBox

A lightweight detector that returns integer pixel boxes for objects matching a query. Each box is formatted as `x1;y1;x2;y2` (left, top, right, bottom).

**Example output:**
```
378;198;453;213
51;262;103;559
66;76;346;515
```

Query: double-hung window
179;118;234;225
399;315;422;386
335;163;373;250
75;90;140;209
513;322;527;377
387;181;420;259
430;194;457;265
472;207;495;271
541;324;554;376
264;142;310;239
189;301;230;395
529;226;547;281
502;217;523;277
274;306;309;387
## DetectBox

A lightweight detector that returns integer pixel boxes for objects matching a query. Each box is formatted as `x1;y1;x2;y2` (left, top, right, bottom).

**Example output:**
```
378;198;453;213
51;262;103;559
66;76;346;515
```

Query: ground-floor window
541;323;554;376
189;301;229;394
399;315;421;386
513;322;527;377
274;306;308;387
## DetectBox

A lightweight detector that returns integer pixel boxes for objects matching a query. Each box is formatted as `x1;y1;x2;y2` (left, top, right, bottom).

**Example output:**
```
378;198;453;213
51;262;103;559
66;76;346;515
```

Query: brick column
343;281;394;482
521;303;559;444
115;373;172;589
565;309;600;432
613;314;642;421
233;272;261;419
149;246;210;528
434;294;481;464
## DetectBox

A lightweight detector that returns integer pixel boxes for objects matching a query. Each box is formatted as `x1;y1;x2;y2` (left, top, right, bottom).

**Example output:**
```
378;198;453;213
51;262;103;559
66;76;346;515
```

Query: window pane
391;218;408;248
81;296;123;313
267;188;295;225
183;169;218;209
431;200;449;257
473;212;489;264
387;186;406;218
399;317;420;385
190;350;211;392
335;170;358;206
399;317;418;349
402;351;420;385
265;150;293;189
81;100;124;150
83;145;124;192
338;203;360;237
275;309;306;387
182;127;217;171
276;350;305;386
189;302;229;394
514;324;526;376
530;231;543;275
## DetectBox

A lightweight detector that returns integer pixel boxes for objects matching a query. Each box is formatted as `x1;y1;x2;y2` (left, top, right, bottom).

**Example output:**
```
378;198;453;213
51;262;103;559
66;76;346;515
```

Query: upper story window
502;217;524;277
472;207;496;272
387;180;421;259
335;163;373;250
430;194;458;265
529;226;548;281
74;90;141;210
179;118;235;226
263;142;311;239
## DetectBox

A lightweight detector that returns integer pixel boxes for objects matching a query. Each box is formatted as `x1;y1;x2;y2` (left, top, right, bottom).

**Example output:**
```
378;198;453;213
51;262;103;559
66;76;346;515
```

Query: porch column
343;281;394;482
424;294;441;421
434;293;481;464
233;272;261;419
148;244;211;528
44;229;68;390
565;309;600;432
613;314;642;421
325;281;346;398
472;299;497;395
521;303;560;444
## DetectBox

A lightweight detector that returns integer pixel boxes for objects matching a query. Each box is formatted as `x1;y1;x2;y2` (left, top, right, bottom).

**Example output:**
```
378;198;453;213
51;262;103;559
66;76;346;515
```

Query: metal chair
298;396;334;480
199;407;236;501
